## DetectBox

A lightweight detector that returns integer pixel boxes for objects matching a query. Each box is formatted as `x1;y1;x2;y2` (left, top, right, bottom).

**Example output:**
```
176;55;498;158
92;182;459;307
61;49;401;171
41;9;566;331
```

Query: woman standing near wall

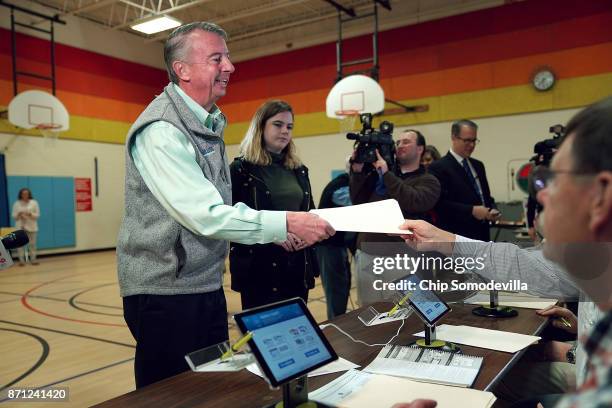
12;188;40;266
229;100;317;309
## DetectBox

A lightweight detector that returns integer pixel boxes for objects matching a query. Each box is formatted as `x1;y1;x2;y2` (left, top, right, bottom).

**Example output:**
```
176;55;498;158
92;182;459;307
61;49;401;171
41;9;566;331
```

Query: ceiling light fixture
131;15;182;35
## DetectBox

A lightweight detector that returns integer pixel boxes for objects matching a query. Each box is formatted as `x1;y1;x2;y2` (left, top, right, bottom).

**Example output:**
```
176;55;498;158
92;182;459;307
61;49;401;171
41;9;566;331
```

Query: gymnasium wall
0;0;610;252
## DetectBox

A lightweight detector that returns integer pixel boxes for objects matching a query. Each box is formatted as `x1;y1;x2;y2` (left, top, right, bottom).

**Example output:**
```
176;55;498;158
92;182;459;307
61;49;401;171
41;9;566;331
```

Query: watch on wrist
566;344;577;364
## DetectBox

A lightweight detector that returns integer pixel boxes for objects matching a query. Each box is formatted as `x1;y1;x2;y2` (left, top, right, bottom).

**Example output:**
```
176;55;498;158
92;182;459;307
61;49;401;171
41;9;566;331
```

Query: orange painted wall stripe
0;79;146;123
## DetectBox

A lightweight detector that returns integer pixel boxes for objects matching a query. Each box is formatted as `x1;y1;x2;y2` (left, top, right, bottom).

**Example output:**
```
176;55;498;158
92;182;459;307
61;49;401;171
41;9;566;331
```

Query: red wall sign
75;178;92;212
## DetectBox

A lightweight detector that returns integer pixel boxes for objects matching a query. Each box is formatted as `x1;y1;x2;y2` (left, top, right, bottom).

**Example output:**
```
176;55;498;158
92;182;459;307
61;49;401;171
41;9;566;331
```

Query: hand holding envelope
310;199;412;235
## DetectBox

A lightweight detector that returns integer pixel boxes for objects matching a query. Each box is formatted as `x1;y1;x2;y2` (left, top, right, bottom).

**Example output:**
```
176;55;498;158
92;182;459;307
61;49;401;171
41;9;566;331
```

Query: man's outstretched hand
287;212;335;246
399;219;456;255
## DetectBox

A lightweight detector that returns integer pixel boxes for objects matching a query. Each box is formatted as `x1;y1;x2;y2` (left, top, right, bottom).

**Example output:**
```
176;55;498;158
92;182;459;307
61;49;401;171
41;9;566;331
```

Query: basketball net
336;110;360;138
36;123;61;147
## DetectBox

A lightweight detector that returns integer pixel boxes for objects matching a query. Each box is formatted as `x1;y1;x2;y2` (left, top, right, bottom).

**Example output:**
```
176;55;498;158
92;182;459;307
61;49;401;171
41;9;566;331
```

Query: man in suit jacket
428;119;499;241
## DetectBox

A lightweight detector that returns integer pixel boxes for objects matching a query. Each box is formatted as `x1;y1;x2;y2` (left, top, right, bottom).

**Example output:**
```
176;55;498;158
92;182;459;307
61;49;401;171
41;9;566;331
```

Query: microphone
2;230;29;249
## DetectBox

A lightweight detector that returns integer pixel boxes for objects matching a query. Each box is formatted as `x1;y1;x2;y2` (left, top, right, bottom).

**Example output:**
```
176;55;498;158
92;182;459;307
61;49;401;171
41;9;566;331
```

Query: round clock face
533;70;555;91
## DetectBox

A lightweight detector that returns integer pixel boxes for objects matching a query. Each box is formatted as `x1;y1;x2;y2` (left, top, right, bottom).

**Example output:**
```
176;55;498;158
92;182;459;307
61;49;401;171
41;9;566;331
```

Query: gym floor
0;250;357;407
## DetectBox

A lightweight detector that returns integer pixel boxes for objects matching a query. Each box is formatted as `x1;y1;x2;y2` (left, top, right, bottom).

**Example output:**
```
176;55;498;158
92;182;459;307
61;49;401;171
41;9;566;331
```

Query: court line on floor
68;284;123;317
0;291;123;310
21;279;126;327
0;357;134;404
0;320;135;349
0;328;50;391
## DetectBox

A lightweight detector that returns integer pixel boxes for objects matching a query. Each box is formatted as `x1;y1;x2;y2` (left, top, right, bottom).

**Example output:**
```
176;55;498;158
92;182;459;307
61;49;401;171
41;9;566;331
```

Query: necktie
462;158;483;203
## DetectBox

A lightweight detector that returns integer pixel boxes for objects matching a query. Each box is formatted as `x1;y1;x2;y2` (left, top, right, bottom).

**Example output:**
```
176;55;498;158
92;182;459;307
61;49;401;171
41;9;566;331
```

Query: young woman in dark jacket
229;100;317;309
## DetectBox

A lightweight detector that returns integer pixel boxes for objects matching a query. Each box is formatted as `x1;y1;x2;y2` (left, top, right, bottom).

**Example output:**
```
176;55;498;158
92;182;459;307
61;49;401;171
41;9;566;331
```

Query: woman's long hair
239;100;302;169
18;188;33;200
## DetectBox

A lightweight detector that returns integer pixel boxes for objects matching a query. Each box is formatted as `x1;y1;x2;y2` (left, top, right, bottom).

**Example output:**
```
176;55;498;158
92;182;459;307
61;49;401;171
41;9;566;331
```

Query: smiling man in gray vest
117;22;334;388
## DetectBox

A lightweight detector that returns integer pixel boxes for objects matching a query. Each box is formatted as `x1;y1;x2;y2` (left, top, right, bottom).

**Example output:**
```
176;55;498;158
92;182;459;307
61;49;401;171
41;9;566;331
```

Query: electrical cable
320;318;405;347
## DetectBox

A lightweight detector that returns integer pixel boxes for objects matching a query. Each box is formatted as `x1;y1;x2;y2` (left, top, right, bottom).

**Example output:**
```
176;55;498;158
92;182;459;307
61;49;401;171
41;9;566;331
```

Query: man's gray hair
164;22;228;84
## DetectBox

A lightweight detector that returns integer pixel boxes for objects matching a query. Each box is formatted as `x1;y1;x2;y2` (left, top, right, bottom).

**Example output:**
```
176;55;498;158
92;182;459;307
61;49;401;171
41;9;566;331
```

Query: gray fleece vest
117;83;231;297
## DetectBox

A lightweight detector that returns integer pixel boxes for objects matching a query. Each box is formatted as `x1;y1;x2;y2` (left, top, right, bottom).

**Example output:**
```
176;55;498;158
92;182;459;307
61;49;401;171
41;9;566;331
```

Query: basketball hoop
7;90;70;146
336;109;360;137
36;123;62;146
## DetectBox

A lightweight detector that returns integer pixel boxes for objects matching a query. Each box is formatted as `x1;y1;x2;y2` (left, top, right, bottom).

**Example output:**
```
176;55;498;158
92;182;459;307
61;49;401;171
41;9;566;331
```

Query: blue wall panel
6;176;76;250
52;178;76;247
28;177;55;249
0;154;9;226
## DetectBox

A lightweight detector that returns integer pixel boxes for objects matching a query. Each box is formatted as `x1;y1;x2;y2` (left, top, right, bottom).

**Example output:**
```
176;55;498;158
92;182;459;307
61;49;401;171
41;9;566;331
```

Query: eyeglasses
455;136;479;145
531;166;595;192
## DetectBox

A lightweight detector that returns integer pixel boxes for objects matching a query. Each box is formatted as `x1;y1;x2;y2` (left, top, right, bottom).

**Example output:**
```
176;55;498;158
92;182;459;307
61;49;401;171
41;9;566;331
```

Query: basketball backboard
8;90;69;131
326;75;385;119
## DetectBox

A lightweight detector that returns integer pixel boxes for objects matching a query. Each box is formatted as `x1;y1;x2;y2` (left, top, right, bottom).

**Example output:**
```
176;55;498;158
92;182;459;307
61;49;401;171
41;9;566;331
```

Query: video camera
346;113;395;166
531;124;565;167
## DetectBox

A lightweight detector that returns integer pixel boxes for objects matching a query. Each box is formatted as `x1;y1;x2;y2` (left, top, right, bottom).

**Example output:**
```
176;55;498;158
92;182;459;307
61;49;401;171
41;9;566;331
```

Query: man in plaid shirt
398;97;612;408
538;97;612;407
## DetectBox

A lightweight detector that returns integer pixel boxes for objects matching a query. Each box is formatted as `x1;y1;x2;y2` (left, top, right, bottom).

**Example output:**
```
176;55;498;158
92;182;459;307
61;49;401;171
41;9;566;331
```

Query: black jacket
350;164;441;249
428;152;496;241
318;173;357;252
228;157;318;293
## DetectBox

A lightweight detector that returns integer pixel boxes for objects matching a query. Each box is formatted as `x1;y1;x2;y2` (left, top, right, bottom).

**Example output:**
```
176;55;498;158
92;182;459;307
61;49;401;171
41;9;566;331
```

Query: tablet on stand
234;298;338;408
396;274;461;353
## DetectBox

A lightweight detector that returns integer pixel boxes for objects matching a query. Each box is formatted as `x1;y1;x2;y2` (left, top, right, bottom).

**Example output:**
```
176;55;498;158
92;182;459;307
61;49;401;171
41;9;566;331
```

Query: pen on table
559;317;572;328
220;331;253;361
388;292;411;317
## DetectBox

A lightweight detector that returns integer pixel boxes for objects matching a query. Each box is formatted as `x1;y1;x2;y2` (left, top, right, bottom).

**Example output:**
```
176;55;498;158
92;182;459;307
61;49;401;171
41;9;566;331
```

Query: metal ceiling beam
228;3;376;43
144;0;310;43
322;0;355;17
373;0;391;11
111;0;213;29
216;0;310;25
60;0;120;16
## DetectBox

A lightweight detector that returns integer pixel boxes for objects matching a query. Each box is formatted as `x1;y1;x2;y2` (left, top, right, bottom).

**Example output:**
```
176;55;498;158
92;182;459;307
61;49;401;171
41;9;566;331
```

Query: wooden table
94;303;548;408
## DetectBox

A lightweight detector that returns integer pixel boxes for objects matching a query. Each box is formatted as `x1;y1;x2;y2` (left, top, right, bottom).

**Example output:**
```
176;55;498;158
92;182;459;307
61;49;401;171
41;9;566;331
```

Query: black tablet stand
472;289;518;318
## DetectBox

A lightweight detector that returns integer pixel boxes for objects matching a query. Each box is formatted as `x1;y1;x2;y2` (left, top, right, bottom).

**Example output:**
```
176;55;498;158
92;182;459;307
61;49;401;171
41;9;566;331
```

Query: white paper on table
246;357;359;379
309;369;373;406
309;369;496;408
310;199;411;234
464;292;559;310
413;324;540;353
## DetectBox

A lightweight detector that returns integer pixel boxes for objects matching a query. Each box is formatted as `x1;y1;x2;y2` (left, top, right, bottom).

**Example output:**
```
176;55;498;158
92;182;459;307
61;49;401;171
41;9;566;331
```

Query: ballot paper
310;199;411;234
364;345;483;387
309;369;496;408
246;357;359;379
413;325;540;353
464;291;559;310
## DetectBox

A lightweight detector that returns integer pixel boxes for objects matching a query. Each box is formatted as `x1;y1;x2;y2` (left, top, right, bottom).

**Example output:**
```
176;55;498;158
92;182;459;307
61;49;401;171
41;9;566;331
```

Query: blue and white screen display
402;275;449;324
241;303;332;383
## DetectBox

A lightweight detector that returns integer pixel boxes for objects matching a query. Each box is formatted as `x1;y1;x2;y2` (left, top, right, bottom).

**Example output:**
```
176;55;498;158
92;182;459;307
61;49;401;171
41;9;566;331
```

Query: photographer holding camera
349;121;440;305
527;124;564;242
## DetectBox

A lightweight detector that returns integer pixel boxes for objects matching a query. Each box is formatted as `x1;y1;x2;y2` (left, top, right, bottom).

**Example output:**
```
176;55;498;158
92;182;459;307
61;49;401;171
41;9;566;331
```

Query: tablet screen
234;298;337;387
398;274;451;325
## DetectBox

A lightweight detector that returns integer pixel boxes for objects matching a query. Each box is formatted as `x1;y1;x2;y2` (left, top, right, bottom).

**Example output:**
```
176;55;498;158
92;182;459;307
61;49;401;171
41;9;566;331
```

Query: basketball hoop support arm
382;99;430;116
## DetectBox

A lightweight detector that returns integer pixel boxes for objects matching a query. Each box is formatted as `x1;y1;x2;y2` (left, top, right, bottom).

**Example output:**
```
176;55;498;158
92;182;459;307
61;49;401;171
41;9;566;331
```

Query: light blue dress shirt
130;84;287;244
